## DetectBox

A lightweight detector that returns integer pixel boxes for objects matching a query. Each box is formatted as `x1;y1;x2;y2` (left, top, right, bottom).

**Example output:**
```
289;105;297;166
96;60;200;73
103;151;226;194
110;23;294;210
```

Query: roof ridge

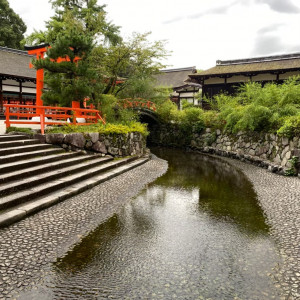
217;53;300;66
160;66;196;73
0;46;33;56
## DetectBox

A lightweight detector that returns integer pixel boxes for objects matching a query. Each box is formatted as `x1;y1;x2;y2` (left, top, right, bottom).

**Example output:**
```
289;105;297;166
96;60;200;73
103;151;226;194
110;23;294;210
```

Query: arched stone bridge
119;99;159;123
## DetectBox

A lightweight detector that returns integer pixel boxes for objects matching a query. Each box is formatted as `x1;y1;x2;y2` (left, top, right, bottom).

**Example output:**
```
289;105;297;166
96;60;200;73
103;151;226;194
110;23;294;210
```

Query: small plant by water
285;156;299;176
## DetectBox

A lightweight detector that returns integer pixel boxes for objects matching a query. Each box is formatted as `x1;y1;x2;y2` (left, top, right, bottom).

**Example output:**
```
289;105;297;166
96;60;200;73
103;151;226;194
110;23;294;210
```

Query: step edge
0;157;149;228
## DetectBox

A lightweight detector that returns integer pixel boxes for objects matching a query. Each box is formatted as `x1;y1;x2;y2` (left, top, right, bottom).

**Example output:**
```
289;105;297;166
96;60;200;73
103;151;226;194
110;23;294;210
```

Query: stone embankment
150;125;300;176
42;132;146;157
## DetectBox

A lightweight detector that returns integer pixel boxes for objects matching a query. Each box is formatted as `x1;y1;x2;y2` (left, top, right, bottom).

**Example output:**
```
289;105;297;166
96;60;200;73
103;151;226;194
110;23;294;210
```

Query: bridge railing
4;104;105;134
119;98;156;111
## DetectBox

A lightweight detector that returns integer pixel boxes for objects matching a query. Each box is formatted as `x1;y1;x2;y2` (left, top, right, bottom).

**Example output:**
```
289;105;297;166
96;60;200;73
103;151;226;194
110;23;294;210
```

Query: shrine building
0;46;36;117
189;52;300;100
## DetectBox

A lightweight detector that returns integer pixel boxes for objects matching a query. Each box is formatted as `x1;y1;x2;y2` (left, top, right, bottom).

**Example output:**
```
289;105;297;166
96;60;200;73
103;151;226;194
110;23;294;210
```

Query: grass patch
6;127;34;134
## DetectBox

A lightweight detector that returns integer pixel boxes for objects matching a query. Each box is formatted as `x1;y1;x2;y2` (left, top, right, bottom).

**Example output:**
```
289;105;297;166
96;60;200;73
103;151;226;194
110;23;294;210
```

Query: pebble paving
220;156;300;300
0;153;300;299
0;157;168;299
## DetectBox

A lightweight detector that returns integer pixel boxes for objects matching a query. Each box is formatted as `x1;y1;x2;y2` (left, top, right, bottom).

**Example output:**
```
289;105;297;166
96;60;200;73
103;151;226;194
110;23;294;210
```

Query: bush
211;76;300;135
277;115;300;138
46;121;149;137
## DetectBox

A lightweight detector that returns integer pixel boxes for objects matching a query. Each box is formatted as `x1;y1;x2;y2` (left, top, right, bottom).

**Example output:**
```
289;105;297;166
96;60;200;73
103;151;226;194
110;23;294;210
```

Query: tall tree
0;0;26;49
91;32;168;96
24;0;121;46
33;30;95;106
31;0;120;106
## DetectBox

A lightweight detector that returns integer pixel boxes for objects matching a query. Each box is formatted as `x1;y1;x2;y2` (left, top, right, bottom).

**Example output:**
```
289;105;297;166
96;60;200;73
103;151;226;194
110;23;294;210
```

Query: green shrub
277;115;300;138
46;121;149;136
234;104;272;132
181;99;194;109
203;111;221;128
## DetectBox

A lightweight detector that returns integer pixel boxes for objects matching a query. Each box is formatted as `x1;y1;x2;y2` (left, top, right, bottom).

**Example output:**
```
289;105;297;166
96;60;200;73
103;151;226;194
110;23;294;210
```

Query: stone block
249;149;256;156
282;137;289;146
88;132;99;143
92;141;107;154
64;133;86;149
45;133;65;145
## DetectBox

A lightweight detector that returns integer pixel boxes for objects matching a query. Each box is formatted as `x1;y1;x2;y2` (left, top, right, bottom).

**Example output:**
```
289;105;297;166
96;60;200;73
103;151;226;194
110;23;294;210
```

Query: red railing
4;104;106;134
120;98;156;111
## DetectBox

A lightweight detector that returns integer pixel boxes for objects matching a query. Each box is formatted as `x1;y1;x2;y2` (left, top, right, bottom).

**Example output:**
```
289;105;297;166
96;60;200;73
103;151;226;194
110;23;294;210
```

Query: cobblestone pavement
1;152;300;299
0;157;168;299
219;156;300;300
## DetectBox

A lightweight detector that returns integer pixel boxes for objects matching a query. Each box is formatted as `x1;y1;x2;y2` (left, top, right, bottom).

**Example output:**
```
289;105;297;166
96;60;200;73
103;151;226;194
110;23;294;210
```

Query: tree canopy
25;0;121;47
28;0;169;109
0;0;27;49
91;32;168;96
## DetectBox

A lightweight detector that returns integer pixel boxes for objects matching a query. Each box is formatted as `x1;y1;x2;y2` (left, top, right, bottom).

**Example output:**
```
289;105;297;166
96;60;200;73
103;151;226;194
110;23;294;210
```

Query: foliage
211;77;300;134
24;0;121;46
46;121;148;136
33;30;95;106
156;100;180;123
6;127;33;134
90;94;139;124
90;32;168;96
0;0;26;49
25;0;122;107
277;115;300;138
285;156;299;176
181;99;194;110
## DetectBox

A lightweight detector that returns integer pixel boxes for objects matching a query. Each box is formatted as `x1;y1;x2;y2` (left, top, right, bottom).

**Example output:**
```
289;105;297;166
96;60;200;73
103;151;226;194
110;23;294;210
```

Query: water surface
20;148;282;299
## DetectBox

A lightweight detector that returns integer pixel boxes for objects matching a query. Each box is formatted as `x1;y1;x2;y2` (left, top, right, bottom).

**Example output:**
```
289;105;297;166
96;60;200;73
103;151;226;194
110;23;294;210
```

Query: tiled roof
154;67;197;88
0;47;35;79
190;53;300;78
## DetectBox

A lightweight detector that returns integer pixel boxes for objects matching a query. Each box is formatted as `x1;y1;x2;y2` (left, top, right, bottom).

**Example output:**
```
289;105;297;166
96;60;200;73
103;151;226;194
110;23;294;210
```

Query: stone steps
0;151;81;174
0;134;149;227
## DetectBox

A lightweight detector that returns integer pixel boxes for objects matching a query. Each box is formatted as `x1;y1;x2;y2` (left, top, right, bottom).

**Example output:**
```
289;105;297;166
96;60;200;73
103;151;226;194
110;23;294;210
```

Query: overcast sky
8;0;300;70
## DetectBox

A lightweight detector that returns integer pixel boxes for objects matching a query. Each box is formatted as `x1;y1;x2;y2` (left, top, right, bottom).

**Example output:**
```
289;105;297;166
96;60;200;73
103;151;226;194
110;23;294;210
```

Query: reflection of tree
151;147;269;235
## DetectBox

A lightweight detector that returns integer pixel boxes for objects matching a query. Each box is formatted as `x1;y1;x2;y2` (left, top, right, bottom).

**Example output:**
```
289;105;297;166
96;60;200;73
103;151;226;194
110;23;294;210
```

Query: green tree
0;0;26;49
33;30;95;106
24;0;120;46
91;32;168;96
30;0;121;106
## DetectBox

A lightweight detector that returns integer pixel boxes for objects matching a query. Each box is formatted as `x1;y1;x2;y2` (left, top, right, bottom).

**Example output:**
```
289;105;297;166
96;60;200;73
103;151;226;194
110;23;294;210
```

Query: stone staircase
0;134;149;227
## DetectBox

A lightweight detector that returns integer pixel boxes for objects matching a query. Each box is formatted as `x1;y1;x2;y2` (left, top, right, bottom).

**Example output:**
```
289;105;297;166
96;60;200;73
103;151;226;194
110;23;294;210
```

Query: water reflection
152;148;268;234
19;148;281;300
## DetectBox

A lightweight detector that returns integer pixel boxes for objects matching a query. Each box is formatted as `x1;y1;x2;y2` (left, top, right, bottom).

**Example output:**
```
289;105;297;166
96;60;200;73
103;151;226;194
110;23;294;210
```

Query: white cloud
7;0;300;70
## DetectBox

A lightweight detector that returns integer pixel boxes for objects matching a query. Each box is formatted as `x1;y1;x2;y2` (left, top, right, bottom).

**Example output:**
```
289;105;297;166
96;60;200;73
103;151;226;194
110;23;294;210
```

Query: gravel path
219;156;300;300
0;157;168;299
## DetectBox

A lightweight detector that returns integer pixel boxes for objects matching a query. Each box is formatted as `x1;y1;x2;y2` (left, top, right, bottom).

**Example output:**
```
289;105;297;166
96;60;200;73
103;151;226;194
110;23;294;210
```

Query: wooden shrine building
154;67;201;108
189;53;300;100
0;46;36;117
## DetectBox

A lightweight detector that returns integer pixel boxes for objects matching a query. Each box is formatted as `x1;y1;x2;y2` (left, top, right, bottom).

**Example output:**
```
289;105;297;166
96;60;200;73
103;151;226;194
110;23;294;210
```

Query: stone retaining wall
44;132;146;157
16;131;146;157
150;124;300;176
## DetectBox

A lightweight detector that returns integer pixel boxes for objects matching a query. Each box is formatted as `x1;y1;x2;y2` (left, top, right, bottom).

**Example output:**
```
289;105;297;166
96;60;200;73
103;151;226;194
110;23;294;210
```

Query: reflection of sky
18;149;282;300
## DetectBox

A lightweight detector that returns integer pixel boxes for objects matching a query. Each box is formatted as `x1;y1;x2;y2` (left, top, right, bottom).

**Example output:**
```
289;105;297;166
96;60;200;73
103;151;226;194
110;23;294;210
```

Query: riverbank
215;154;300;299
0;157;168;299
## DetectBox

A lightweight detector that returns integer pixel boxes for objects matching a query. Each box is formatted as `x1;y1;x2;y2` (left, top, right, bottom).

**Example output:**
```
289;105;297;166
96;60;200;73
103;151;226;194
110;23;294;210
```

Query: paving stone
0;157;168;299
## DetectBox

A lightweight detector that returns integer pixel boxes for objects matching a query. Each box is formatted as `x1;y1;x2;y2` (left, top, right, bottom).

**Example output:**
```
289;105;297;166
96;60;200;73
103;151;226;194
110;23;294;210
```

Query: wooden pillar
0;78;3;113
19;81;23;105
